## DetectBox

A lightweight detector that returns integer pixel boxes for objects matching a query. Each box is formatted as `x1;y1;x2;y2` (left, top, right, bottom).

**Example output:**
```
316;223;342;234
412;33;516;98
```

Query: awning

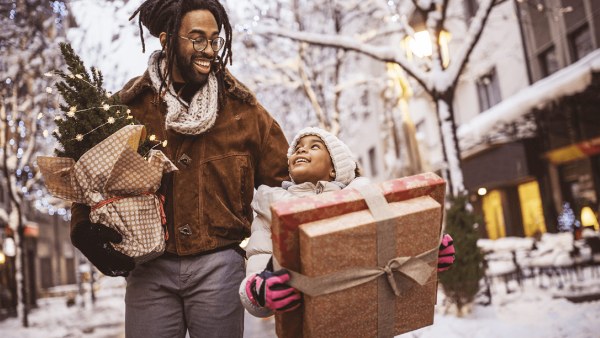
545;136;600;165
458;49;600;152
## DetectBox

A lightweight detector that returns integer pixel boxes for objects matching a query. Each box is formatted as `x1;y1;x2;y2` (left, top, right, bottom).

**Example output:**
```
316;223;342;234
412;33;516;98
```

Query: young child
239;127;455;317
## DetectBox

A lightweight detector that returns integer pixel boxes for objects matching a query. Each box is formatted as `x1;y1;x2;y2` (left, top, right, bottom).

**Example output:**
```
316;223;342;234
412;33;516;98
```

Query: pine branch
52;42;155;160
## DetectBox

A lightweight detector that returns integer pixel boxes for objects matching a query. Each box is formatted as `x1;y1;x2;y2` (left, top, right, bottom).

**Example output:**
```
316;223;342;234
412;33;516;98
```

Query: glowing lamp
408;31;433;58
580;206;599;231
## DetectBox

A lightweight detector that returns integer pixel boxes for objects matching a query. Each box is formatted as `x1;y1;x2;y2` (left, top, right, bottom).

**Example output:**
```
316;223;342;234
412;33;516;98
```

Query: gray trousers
125;248;246;338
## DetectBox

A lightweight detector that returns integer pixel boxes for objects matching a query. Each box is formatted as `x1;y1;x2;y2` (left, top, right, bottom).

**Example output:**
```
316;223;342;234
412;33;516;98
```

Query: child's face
289;135;335;185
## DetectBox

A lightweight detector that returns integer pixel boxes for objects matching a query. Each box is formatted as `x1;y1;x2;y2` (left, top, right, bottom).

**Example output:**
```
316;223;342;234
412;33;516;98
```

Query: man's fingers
96;224;123;244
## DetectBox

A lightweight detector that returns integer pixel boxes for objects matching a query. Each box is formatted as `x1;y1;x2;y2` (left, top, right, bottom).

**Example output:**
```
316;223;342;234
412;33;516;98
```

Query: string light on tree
51;42;163;160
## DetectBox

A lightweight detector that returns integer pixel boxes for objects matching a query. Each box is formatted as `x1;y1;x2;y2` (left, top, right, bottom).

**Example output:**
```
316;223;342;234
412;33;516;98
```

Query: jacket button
178;153;192;167
179;224;192;236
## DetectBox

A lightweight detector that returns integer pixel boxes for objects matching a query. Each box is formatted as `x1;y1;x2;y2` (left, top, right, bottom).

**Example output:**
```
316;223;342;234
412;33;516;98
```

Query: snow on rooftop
458;49;600;150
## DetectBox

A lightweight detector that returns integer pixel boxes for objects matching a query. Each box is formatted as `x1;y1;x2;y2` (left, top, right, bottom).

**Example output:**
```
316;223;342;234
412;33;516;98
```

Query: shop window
482;190;506;240
518;181;547;237
569;25;593;62
538;46;560;77
476;68;502;113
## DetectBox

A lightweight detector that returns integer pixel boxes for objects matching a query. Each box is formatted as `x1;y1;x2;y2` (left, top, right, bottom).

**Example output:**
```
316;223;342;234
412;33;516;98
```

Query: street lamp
2;237;16;257
407;31;432;58
580;206;599;231
405;30;451;67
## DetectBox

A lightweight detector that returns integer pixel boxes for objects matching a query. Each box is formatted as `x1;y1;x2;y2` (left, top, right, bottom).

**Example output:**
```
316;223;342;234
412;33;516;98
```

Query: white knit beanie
287;127;356;186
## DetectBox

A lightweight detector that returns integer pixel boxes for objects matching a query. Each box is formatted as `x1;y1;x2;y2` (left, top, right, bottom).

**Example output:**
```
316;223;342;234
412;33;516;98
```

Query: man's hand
438;233;455;272
71;221;135;277
246;269;302;312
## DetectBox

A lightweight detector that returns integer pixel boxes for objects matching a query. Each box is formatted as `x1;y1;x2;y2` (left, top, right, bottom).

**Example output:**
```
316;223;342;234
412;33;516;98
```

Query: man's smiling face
172;9;219;85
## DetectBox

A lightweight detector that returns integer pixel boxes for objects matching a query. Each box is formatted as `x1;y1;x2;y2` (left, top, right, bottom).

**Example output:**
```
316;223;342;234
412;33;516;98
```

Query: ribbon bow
378;252;437;296
278;247;437;298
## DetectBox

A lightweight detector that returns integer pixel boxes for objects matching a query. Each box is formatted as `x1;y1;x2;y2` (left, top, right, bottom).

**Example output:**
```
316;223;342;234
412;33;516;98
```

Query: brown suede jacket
71;69;289;256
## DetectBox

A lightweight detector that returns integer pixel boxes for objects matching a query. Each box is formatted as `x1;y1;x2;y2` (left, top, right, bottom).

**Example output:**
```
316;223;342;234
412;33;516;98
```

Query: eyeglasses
178;35;225;52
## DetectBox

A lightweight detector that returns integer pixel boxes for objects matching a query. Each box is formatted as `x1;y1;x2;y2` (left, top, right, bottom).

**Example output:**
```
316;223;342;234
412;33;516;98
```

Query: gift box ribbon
281;247;437;298
275;184;437;338
91;192;167;225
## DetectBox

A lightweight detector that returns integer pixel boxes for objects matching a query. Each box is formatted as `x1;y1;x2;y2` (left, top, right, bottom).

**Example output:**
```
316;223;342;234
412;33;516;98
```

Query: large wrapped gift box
270;172;445;338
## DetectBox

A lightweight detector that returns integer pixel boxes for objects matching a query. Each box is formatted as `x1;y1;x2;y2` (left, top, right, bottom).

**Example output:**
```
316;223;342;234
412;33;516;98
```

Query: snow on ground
2;270;600;338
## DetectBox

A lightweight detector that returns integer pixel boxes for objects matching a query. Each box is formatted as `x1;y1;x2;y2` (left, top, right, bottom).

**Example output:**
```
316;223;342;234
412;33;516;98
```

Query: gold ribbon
279;247;437;297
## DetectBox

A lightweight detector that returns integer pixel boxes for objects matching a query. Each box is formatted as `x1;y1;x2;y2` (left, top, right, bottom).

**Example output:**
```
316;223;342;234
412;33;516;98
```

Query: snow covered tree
228;0;392;139
255;0;500;195
0;0;69;327
438;194;484;316
66;0;161;91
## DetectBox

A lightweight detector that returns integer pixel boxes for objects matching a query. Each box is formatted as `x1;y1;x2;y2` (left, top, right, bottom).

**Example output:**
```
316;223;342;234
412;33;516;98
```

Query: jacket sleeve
238;275;273;318
255;117;289;188
245;186;275;277
240;186;276;318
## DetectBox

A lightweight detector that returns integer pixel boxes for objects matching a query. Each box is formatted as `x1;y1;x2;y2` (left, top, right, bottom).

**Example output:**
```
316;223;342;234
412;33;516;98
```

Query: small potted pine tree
38;43;176;264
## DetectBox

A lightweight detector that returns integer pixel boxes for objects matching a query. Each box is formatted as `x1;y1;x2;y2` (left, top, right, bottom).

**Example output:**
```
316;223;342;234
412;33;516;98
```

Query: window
463;0;479;20
368;147;378;176
538;46;560;77
361;90;371;120
569;25;593;62
476;68;502;112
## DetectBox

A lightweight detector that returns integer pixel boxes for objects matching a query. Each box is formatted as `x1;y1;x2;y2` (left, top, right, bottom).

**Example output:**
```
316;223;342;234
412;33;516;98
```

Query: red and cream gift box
270;173;446;338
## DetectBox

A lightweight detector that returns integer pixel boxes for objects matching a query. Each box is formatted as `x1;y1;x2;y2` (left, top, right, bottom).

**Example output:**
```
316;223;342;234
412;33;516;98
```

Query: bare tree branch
254;25;430;93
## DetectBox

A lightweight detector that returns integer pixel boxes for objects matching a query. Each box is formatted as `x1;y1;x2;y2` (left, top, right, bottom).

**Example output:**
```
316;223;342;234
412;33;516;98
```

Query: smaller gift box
38;125;177;263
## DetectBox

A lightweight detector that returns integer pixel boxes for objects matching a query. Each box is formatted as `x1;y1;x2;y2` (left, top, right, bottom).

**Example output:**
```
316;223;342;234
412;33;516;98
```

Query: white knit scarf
148;51;219;135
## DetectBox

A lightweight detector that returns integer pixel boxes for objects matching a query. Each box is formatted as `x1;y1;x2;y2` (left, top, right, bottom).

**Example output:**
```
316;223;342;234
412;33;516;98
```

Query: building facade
456;0;600;239
0;182;76;320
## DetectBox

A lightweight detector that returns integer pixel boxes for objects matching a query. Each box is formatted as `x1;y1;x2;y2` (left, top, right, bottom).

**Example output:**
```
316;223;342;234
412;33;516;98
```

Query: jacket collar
118;54;257;107
285;181;344;195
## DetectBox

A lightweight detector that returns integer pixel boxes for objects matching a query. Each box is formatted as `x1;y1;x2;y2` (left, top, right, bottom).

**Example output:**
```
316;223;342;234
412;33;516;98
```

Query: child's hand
438;233;455;272
246;269;302;312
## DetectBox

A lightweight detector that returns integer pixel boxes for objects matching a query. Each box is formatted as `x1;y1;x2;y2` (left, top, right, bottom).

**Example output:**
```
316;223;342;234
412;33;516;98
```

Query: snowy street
1;270;599;338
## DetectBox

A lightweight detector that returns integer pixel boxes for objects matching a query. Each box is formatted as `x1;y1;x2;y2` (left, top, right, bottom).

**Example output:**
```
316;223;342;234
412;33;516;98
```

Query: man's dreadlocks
129;0;233;109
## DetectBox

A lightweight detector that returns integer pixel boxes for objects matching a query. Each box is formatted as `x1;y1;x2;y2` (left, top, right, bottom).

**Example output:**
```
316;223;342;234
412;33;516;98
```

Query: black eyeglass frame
178;35;225;52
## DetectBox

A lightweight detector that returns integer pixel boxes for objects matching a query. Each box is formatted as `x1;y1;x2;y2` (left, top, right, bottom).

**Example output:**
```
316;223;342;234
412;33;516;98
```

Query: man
69;1;289;337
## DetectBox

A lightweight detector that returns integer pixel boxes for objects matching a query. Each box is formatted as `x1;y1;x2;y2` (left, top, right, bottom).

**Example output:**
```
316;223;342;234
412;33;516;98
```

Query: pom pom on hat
288;127;356;186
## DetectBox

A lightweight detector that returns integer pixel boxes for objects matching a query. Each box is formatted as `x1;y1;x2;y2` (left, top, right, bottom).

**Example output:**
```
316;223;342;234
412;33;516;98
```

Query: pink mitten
246;269;302;312
438;233;455;272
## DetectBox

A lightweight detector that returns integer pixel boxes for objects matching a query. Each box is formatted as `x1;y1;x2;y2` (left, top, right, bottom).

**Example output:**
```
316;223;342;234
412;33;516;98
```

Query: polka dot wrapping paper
38;125;178;263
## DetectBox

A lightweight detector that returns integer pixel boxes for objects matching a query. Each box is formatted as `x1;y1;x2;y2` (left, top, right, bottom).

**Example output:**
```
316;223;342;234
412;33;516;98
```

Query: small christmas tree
52;42;152;160
438;194;485;316
557;202;581;232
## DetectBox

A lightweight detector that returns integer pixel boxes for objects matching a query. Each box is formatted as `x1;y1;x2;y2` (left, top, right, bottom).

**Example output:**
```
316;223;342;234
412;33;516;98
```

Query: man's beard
175;50;211;85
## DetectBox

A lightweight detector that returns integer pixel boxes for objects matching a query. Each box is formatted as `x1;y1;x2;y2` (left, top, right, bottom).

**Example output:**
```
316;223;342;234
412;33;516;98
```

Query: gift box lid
271;172;446;271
